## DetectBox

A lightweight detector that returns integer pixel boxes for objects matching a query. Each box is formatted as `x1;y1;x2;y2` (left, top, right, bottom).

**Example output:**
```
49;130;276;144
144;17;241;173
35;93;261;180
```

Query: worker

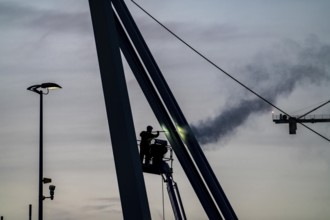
139;125;159;165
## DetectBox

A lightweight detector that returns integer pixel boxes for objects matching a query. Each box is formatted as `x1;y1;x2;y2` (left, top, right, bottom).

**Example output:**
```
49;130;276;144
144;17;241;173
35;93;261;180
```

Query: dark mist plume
192;37;330;144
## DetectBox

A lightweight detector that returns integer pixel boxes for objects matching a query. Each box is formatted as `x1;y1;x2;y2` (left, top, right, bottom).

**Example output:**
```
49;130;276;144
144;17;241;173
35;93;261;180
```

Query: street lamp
27;82;61;220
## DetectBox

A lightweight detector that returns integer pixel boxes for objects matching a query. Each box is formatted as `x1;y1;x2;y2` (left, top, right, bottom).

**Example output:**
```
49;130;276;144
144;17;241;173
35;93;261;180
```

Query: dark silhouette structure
149;139;167;167
273;100;330;134
139;126;159;164
27;83;61;220
29;204;32;220
43;185;56;200
142;140;186;219
89;0;237;219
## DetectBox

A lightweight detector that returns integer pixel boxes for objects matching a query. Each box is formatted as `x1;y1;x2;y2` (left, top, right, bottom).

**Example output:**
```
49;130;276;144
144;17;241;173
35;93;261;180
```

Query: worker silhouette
139;125;159;165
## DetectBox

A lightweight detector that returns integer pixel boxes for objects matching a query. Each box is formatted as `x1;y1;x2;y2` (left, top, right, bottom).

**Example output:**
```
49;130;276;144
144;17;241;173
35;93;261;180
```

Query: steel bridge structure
88;0;237;219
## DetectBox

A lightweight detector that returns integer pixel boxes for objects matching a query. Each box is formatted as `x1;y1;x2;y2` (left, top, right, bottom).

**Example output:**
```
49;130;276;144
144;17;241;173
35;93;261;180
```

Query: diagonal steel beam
115;13;223;219
112;0;237;219
88;1;151;219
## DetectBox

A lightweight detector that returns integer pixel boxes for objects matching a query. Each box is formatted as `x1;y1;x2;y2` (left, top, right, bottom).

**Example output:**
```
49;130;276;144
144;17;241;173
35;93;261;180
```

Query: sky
0;0;330;219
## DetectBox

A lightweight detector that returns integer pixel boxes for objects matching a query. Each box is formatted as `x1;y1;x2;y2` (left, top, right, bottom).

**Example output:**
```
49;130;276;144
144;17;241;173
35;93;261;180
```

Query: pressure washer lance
155;130;182;133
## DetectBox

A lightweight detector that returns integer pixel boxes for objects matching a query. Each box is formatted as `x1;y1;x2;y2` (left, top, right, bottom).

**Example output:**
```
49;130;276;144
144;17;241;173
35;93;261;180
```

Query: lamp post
27;83;62;220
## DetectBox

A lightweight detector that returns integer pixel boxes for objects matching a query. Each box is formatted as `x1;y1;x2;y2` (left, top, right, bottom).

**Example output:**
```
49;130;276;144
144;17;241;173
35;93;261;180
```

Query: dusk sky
1;0;330;219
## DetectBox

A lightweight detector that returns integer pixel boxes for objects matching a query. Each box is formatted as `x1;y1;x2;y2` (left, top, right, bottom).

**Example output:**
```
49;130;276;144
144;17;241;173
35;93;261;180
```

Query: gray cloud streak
192;37;330;144
83;197;122;214
0;1;90;34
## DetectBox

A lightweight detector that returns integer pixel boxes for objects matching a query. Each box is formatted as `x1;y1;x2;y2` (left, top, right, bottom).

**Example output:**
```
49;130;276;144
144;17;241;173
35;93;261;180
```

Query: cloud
0;1;91;34
0;2;34;24
83;197;122;214
134;15;241;43
192;36;330;144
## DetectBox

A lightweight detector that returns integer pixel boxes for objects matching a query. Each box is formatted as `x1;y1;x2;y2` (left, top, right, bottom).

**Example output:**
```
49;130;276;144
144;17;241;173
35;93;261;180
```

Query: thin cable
298;100;330;119
130;0;330;143
290;99;330;115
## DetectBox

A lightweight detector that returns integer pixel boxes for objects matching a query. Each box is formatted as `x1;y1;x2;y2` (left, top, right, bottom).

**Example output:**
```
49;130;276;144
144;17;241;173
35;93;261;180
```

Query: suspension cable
290;99;330;115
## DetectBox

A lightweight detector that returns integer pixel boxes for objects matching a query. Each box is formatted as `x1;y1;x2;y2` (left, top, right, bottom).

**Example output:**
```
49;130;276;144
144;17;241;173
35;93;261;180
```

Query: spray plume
192;37;330;144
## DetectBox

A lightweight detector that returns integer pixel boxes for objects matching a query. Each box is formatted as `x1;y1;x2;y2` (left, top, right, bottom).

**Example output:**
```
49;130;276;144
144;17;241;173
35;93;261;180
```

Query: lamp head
41;83;62;90
27;82;62;94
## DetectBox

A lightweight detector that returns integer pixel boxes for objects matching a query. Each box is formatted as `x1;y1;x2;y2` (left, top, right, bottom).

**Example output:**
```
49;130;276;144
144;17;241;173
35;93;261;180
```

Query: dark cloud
29;11;91;34
0;1;91;34
0;2;34;23
192;37;330;144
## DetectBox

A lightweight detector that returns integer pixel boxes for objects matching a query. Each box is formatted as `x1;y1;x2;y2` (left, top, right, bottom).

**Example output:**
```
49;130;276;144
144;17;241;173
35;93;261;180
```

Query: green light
177;126;186;140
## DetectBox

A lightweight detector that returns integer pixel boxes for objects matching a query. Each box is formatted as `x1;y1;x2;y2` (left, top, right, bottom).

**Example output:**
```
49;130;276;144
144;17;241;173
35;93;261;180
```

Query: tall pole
29;204;32;220
27;83;61;220
39;92;43;220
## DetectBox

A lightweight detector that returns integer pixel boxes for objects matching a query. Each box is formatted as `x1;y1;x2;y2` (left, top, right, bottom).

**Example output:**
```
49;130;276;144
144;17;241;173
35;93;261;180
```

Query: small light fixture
27;82;62;94
42;178;52;184
49;185;56;200
43;185;56;201
41;83;62;90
